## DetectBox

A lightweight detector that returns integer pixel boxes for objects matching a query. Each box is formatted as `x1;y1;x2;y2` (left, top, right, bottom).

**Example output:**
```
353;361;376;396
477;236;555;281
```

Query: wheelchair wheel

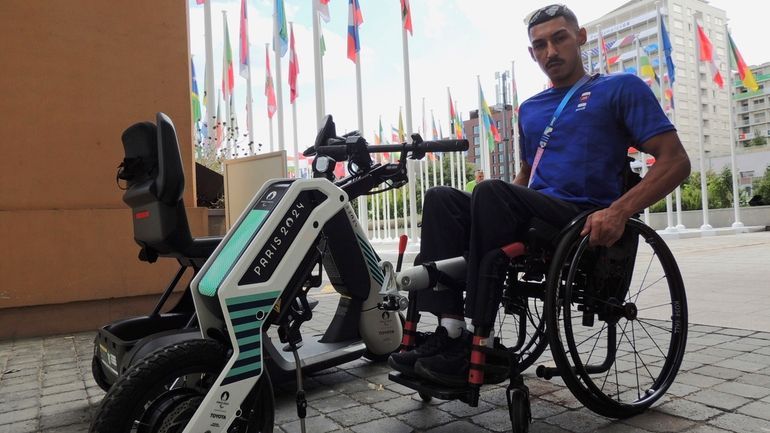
545;218;687;418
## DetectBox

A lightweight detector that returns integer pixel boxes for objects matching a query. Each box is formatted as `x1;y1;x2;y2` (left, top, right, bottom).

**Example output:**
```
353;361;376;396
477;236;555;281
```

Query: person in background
464;170;485;192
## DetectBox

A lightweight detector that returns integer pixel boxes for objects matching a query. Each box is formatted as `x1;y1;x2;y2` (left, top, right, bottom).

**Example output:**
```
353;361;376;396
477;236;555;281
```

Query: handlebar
314;138;468;161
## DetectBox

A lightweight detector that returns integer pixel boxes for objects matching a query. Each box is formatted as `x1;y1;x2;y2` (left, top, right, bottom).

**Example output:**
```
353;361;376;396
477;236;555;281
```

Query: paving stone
682;425;733;433
40;399;90;417
349;387;400;405
0;381;39;394
0;396;38;412
471;408;516;433
544;408;613;433
538;388;582;409
398;406;455;430
426;420;493;433
736;400;770;421
372;394;432;415
714;328;755;337
39;405;90;430
311;370;358;387
713;358;766;373
273;398;319;424
281;415;342;433
709;412;770;433
0;389;38;404
438;398;495;418
40;389;87;406
0;420;37;433
734;372;770;389
41;422;89;433
0;407;39;424
349;416;414;433
529;398;569;420
309;393;360;413
41;381;84;396
712;381;770;399
666;382;701;397
326;404;385;427
675;372;726;388
686;389;751;411
621;410;696;432
596;422;655;432
657;398;723;421
690;365;745;381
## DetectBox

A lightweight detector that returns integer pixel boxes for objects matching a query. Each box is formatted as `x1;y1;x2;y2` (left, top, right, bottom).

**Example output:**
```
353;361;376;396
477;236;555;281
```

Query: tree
750;131;767;147
755;166;770;204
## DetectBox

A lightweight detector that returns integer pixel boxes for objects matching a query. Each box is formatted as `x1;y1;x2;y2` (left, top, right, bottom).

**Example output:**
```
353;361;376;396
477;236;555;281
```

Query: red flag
401;0;413;35
265;46;277;118
697;24;724;88
289;25;300;103
600;32;610;72
196;0;205;4
239;0;249;79
347;0;363;62
222;17;235;99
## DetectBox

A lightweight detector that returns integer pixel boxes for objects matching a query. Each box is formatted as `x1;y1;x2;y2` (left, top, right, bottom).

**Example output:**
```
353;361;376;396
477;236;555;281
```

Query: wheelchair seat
118;112;221;263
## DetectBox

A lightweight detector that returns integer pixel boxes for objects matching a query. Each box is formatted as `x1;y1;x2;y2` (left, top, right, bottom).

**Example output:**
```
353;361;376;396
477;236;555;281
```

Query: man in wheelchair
389;4;691;387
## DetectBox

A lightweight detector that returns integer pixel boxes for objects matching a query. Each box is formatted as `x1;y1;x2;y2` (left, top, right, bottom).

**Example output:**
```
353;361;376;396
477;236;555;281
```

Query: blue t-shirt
519;73;675;207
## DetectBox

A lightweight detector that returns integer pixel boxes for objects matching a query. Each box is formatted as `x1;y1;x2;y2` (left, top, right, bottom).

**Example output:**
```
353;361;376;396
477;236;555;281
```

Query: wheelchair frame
390;211;688;432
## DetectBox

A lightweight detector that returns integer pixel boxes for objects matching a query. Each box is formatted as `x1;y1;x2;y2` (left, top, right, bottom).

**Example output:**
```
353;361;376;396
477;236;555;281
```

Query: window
675;36;684;46
754;98;765;105
674;19;683;29
702;103;709;112
704;135;710;143
715;17;723;26
715;32;723;41
473;126;479;134
703;119;709;128
676;52;685;62
673;4;682;13
713;105;717;114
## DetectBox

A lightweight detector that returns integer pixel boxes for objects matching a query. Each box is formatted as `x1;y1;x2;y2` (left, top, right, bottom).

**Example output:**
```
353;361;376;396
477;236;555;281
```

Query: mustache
546;58;564;68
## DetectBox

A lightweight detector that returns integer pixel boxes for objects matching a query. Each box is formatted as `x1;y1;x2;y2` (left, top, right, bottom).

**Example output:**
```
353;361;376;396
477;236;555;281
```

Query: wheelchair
389;209;688;432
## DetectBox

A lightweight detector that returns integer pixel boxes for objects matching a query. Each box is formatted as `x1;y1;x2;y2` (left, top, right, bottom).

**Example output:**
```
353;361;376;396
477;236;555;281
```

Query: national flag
265;45;277;118
438;121;443;139
448;89;462;138
222;16;235;100
607;55;620;66
317;0;330;23
599;32;610;72
639;55;658;84
196;0;205;4
511;69;520;123
289;25;300;103
320;30;327;56
727;31;758;92
374;131;381;145
239;0;250;79
276;0;289;57
401;0;413;35
697;24;724;88
431;112;438;140
391;125;399;143
665;88;675;109
479;83;500;150
191;58;202;123
398;109;405;142
378;116;390;160
347;0;363;62
660;15;675;85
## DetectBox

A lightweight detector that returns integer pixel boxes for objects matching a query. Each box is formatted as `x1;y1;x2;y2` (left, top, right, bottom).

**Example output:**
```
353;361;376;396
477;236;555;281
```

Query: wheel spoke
584;323;607;367
636;319;673;334
636;319;669;359
627;274;666;303
637;302;671;313
620;321;656;386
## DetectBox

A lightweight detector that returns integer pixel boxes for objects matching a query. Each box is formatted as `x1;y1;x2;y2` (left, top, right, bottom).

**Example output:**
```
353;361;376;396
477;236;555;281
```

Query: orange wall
0;1;206;337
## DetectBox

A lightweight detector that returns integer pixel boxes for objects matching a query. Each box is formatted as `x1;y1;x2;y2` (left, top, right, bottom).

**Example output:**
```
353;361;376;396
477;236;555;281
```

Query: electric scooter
89;113;468;433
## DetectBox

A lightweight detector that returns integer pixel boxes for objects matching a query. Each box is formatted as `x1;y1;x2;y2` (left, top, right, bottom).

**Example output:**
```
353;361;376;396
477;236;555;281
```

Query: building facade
584;0;731;165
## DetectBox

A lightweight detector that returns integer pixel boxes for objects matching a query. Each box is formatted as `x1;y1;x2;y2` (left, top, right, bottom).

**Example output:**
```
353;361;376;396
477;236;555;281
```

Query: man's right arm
513;160;531;186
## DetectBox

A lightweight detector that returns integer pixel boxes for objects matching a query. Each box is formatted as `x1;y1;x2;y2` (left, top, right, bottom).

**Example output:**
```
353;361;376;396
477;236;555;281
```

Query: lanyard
528;74;592;187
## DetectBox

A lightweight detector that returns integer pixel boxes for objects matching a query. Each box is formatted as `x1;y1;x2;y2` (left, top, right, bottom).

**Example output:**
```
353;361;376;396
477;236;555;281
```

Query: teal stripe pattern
198;209;269;297
221;290;281;385
354;232;384;286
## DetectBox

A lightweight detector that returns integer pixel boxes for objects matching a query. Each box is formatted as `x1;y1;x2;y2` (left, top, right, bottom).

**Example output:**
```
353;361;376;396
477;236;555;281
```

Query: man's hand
580;207;627;247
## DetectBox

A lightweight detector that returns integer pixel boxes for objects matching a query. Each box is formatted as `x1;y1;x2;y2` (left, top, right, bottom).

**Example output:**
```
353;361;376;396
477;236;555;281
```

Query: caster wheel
418;392;432;402
507;382;531;433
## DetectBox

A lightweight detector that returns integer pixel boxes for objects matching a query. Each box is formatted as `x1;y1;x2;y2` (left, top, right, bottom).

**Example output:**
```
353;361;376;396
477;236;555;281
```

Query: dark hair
526;4;579;30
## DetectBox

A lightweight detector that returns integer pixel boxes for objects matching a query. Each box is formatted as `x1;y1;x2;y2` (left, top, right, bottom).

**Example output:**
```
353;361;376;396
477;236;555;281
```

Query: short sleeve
518;119;527;163
615;75;676;151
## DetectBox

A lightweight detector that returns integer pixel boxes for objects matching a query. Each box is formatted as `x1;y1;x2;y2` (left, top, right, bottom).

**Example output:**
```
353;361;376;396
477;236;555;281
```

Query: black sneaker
414;332;471;387
388;326;463;377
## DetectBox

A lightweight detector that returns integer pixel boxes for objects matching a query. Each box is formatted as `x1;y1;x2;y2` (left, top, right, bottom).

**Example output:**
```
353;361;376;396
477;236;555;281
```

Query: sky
188;0;767;157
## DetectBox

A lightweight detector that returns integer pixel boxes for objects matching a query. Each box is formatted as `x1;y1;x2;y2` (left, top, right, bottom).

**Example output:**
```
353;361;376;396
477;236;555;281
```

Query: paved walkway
1;231;769;432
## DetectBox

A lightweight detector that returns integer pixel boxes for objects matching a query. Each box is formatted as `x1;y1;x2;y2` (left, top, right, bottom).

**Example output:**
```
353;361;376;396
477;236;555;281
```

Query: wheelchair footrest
388;372;479;406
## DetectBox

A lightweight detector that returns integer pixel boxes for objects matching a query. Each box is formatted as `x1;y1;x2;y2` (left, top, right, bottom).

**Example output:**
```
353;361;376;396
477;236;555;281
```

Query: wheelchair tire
545;219;687;418
91;354;112;392
495;298;549;373
89;339;274;433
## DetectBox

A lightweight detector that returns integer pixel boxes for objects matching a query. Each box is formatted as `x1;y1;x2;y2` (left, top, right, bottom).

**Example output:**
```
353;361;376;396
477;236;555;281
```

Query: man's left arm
581;130;691;246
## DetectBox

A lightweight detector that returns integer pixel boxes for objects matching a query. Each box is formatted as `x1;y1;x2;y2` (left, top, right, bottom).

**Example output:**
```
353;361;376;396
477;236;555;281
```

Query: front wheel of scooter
89;339;274;433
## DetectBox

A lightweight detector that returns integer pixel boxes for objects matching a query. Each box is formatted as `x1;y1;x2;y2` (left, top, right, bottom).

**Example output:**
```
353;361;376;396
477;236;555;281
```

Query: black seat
118;112;219;263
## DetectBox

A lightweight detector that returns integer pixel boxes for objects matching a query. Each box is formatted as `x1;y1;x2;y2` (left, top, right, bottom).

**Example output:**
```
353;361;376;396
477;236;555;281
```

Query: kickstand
290;343;307;433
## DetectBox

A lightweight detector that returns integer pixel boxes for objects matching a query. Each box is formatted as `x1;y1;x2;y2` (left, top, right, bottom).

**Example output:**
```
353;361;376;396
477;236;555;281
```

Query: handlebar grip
418;139;469;152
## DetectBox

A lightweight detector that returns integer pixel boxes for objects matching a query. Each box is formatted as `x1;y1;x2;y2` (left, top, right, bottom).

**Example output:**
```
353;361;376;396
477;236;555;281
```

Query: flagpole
240;0;254;155
430;110;438;187
289;22;299;177
447;88;456;189
312;1;325;130
596;25;604;74
656;2;675;231
352;52;369;235
477;77;492;178
457;105;465;188
512;60;521;176
725;25;744;229
273;1;286;153
222;11;233;159
694;15;712;231
634;37;650;225
421;97;428;191
401;22;418;241
203;0;216;149
438;120;445;185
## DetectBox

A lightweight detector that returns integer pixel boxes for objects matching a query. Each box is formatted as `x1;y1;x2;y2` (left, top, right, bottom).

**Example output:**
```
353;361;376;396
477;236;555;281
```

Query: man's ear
577;27;587;46
528;46;535;61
